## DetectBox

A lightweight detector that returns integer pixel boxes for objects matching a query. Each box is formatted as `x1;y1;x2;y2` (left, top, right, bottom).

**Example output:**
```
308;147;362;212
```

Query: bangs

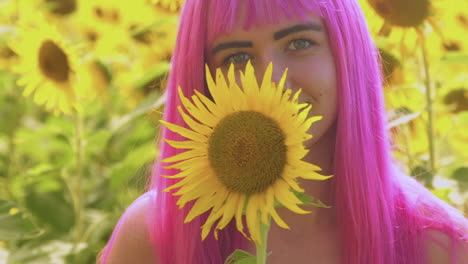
205;0;325;50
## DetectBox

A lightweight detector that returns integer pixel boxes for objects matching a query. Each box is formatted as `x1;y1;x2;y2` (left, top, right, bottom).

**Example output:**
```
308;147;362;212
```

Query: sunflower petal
246;195;261;244
164;139;206;150
161;148;206;163
185;193;217;223
160;120;208;143
178;87;219;127
178;106;213;136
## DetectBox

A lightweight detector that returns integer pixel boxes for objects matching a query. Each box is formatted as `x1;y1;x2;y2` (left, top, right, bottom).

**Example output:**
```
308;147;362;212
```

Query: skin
206;12;340;263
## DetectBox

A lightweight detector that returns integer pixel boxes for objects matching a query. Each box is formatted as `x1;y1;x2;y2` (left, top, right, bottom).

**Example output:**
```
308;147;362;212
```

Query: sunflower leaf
0;199;42;240
272;191;332;209
224;249;256;264
441;52;468;64
293;190;332;208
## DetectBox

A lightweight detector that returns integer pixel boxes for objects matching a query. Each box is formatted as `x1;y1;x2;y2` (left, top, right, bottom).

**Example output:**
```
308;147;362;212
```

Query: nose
253;58;292;90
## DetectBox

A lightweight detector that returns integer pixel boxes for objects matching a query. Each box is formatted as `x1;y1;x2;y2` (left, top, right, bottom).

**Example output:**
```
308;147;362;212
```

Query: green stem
3;133;15;199
402;125;414;174
71;111;85;259
419;29;436;187
256;218;270;264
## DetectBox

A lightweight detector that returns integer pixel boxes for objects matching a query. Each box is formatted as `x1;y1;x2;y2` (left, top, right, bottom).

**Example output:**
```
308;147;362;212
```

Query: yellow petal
163;162;208;179
269;207;290;229
185;193;218;223
178;86;218;127
283;176;304;192
178;106;213;136
274;180;310;214
215;192;239;230
163;156;208;170
193;89;223;119
246;195;261;244
161;148;206;163
164;173;209;192
164;139;206;150
235;195;248;238
160;120;208;143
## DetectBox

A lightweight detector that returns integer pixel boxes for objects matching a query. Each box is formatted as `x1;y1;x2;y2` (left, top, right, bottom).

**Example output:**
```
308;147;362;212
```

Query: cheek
292;58;337;112
291;58;338;141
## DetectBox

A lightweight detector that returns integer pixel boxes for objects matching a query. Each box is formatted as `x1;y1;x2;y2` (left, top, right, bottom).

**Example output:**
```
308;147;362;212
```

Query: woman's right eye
223;53;251;66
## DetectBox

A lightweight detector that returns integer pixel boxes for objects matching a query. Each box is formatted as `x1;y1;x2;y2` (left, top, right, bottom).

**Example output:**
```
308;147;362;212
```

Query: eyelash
222;38;317;66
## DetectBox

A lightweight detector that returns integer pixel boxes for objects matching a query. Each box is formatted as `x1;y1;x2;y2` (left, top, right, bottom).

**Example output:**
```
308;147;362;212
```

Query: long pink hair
99;0;468;263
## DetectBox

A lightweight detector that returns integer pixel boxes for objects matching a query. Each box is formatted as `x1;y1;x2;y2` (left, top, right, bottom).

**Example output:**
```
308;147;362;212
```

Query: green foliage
224;249;257;264
0;200;41;240
0;67;163;263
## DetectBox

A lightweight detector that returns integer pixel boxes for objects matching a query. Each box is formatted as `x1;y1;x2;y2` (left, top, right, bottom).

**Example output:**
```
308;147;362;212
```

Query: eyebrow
211;23;323;55
273;23;323;40
211;41;253;55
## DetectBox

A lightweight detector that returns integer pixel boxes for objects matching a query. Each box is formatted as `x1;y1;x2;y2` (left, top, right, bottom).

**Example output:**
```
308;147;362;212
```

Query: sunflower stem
418;29;436;188
256;218;270;264
71;110;85;260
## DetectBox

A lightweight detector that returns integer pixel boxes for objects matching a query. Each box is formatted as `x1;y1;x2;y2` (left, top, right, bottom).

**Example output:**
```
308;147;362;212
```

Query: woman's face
206;14;338;147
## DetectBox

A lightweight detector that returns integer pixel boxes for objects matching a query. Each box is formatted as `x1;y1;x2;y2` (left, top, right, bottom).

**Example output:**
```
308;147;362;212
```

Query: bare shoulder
103;192;158;264
424;229;468;264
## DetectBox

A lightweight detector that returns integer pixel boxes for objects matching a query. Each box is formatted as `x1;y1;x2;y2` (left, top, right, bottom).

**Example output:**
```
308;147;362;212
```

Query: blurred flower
151;0;184;12
433;4;468;53
359;0;460;61
0;38;17;71
42;0;77;16
9;23;89;115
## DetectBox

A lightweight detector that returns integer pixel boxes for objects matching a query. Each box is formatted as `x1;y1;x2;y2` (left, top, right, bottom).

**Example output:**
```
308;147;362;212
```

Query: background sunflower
151;0;184;12
10;22;88;115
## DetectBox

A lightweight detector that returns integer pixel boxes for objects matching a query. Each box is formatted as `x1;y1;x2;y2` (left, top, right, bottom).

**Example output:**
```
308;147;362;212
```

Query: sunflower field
0;0;466;263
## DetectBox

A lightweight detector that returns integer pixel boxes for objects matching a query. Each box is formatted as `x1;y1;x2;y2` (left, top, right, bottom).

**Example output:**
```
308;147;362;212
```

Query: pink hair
99;0;468;263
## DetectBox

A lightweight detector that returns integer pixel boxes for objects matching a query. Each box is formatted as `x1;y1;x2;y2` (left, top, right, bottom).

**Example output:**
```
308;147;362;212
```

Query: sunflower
358;0;452;61
10;23;87;115
151;0;184;12
0;38;17;71
161;61;332;244
42;0;77;16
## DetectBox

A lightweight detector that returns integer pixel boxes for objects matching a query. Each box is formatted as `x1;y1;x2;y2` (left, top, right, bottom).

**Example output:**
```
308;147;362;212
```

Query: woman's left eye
288;39;315;51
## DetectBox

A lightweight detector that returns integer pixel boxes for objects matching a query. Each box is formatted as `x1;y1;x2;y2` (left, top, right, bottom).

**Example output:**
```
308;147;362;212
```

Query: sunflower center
443;89;468;113
208;111;287;194
369;0;430;27
45;0;77;15
38;40;70;83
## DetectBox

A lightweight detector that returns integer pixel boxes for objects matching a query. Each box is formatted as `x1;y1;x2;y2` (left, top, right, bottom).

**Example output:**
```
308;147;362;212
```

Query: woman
98;0;468;263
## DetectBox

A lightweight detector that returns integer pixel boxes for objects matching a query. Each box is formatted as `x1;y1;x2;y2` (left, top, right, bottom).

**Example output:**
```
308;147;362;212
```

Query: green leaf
273;191;331;209
430;188;452;204
25;190;75;234
86;129;112;157
293;191;332;208
224;249;256;264
110;90;165;133
0;199;42;240
109;143;156;190
440;52;468;64
452;167;468;192
24;164;57;177
411;165;433;188
134;62;170;91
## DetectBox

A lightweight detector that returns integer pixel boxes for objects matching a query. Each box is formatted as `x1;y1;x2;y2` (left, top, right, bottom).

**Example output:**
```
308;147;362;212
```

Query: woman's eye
288;39;314;51
223;53;250;65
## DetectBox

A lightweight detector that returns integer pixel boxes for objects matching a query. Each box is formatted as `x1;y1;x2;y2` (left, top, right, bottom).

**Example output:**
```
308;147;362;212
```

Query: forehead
212;15;324;44
205;0;324;50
